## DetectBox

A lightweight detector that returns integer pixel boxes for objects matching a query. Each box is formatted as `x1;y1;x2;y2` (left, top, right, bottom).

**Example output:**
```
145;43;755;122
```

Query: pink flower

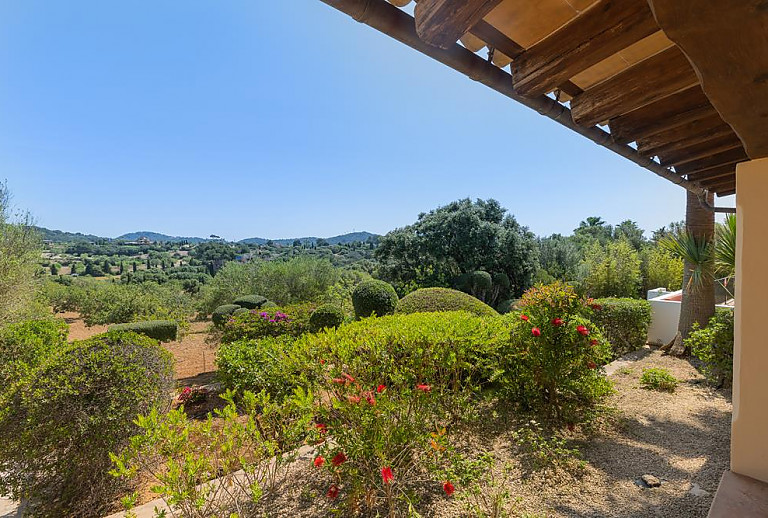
381;466;394;484
331;452;347;466
443;481;455;496
577;325;589;336
531;327;541;337
552;318;564;327
416;384;432;393
377;384;386;393
327;484;339;499
314;456;325;468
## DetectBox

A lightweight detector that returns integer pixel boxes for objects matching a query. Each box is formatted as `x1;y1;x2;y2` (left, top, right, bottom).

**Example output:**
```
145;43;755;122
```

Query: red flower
347;395;361;404
342;373;355;383
331;452;347;466
577;325;590;336
416;384;432;393
326;484;339;499
588;361;597;369
552;318;564;327
315;423;327;434
179;387;192;401
590;339;598;347
531;327;541;337
520;314;529;322
320;359;326;365
363;391;376;406
314;456;325;468
591;304;603;311
381;466;394;484
443;481;455;496
377;384;386;393
332;378;346;385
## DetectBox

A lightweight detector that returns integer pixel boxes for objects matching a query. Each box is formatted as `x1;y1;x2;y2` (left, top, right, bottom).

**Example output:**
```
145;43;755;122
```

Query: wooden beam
636;112;731;157
717;189;736;197
659;134;744;167
570;46;699;127
703;178;736;194
415;0;504;49
469;20;523;60
686;164;736;182
648;0;768;158
676;147;749;175
609;85;715;143
511;0;659;96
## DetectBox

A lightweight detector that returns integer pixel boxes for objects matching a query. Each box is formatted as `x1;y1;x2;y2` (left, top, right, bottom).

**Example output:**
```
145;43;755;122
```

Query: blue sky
0;1;733;241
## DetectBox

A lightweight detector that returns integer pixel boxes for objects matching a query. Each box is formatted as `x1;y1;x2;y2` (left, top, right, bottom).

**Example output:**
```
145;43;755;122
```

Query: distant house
136;236;152;245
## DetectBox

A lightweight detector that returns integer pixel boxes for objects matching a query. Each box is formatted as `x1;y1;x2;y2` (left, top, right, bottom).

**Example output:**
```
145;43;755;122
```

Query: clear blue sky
0;1;734;241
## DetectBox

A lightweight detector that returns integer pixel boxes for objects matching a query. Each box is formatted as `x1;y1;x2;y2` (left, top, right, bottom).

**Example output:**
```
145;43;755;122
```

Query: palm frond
659;231;714;291
715;214;736;279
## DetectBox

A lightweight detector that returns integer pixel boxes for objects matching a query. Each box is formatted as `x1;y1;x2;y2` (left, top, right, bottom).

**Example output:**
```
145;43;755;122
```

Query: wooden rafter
660;134;745;168
511;0;659;96
675;147;749;175
414;0;504;49
686;164;736;183
636;112;731;157
570;46;699;127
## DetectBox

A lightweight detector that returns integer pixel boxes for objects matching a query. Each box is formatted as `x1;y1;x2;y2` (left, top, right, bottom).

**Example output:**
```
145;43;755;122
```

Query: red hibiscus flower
416;384;432;392
588;361;597;369
577;325;589;336
327;484;339;499
552;318;564;326
531;327;541;337
314;456;325;468
590;338;598;346
520;314;529;321
443;481;455;496
315;423;327;434
331;452;347;466
381;466;394;484
319;359;326;365
377;384;386;393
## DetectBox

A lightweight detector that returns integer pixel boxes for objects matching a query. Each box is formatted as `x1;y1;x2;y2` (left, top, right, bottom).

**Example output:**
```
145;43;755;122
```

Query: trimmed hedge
213;304;242;327
588;298;652;357
395;287;498;317
233;307;250;316
352;279;398;319
0;331;174;517
309;304;345;332
232;294;268;310
109;320;178;342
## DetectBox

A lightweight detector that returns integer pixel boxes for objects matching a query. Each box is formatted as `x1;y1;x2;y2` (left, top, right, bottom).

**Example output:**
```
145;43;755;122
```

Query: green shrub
395;287;498;317
501;282;613;423
496;299;516;314
232;294;268;309
109;320;178;342
640;367;678;392
262;301;278;308
0;319;68;386
212;303;241;327
233;307;250;316
588;298;652;357
352;279;398;318
686;309;734;387
221;304;313;342
309;304;346;332
0;331;174;517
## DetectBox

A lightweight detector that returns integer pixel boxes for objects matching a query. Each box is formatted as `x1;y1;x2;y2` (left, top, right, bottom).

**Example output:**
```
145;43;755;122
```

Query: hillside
34;227;105;243
239;231;378;246
115;231;210;244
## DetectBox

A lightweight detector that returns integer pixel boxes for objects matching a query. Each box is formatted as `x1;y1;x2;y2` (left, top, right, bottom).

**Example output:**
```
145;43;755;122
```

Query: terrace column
731;157;768;483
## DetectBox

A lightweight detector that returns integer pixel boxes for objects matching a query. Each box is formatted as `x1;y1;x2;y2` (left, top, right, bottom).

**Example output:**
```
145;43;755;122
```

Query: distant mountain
239;232;378;246
34;226;106;243
115;231;210;244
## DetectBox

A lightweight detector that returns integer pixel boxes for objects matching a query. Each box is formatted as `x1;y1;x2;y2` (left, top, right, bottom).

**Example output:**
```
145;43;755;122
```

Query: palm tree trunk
671;191;716;355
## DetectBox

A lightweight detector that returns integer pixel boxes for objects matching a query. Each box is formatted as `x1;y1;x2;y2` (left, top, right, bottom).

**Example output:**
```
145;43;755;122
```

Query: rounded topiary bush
395;288;499;317
309;304;346;332
233;307;250;316
352;279;398;319
261;301;278;309
213;304;241;327
233;294;268;310
469;270;493;291
109;320;178;342
0;331;174;517
496;299;516;314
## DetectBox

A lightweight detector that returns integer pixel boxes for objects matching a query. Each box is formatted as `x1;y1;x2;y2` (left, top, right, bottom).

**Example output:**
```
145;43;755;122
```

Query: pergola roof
322;0;768;199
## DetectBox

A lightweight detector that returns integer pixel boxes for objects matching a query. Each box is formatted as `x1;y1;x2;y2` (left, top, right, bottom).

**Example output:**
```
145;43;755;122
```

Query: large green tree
375;199;538;297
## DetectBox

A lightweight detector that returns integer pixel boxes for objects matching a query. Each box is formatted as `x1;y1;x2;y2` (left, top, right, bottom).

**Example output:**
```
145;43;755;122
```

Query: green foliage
660;231;714;291
640;368;678;392
716;214;736;280
376;198;538;297
212;303;241;327
111;389;312;518
642;246;683;292
352;279;398;318
582;239;642;298
0;319;68;386
588;298;652;357
221;304;313;342
510;420;583;474
395;287;499;317
496;299;516;314
538;234;581;281
686;309;734;387
0;331;174;517
309;304;346;332
233;307;249;316
574;216;613;246
502;282;613;423
109;320;178;342
232;294;268;309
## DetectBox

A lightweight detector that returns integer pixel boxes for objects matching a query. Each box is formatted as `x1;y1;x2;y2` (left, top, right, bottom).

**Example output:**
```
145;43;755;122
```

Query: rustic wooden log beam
717;189;736;197
686;164;736;183
636;113;731;157
648;0;768;158
609;85;715;144
571;46;699;127
511;0;659;96
702;178;736;194
469;20;523;60
414;0;504;49
659;134;745;167
675;147;749;175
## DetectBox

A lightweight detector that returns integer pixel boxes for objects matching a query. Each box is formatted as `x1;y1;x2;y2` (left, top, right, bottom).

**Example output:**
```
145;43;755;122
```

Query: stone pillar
731;157;768;483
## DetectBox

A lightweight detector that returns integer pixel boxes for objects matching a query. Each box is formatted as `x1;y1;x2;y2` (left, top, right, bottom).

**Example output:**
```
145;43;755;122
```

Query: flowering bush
500;282;613;423
220;303;313;342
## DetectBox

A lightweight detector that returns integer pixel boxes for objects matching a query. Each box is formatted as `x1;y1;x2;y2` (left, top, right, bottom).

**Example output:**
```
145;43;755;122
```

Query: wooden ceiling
330;0;768;198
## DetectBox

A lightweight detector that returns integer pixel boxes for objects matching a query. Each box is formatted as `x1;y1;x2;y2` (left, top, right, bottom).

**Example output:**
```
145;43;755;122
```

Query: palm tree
715;214;736;281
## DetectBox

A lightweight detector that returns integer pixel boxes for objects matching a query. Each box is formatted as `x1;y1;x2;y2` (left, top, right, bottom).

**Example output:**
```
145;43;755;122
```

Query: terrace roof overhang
319;0;768;207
